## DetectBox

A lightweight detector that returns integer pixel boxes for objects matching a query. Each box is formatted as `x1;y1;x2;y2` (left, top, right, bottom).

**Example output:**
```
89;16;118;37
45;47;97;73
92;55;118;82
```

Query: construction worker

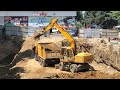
2;28;6;36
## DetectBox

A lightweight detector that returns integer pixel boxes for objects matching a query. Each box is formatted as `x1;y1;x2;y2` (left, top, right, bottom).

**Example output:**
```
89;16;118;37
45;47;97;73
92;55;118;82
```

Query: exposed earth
0;35;120;79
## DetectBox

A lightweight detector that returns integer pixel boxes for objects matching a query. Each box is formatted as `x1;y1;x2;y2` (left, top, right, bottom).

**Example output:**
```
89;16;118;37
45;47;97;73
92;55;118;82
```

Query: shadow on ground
0;49;34;79
0;67;25;79
4;67;25;79
5;49;35;68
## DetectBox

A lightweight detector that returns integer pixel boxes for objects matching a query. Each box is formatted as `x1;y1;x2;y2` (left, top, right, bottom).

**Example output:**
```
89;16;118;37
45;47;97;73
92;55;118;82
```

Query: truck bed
37;42;60;59
46;51;60;59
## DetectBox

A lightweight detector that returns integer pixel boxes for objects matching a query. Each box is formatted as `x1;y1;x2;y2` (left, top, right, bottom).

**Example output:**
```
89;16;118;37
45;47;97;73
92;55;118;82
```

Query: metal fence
0;26;119;39
101;29;119;39
78;29;119;39
78;29;101;38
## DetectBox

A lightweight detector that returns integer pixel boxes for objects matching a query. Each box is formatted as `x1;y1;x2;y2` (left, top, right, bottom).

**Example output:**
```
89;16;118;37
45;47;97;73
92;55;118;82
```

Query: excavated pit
0;36;24;78
0;34;120;79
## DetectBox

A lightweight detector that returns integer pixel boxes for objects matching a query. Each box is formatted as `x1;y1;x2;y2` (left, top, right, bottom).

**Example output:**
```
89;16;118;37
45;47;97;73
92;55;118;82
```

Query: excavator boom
34;18;76;53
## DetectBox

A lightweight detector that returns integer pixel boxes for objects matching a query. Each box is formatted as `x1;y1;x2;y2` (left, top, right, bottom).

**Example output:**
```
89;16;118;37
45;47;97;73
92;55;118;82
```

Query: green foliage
109;11;120;19
76;11;83;21
76;11;119;29
75;22;83;28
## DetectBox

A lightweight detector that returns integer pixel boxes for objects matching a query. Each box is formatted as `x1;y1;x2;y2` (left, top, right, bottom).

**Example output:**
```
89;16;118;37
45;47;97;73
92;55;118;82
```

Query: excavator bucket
33;28;45;39
34;31;45;40
34;31;41;39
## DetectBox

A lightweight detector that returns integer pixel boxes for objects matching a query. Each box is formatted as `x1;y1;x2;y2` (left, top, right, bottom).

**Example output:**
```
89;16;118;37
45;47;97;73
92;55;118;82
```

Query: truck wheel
59;62;64;71
83;63;90;71
41;60;48;67
55;64;59;69
89;66;95;71
70;64;77;73
35;54;38;61
38;58;42;65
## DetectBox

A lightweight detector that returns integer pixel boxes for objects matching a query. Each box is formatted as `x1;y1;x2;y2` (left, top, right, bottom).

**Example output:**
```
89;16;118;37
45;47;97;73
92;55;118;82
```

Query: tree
76;11;83;21
107;11;120;24
108;11;120;19
76;11;119;29
81;11;118;29
75;11;84;27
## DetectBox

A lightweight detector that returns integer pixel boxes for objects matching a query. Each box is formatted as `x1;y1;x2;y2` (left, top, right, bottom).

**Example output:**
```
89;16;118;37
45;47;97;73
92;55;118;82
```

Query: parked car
52;27;59;33
115;25;120;31
91;24;102;29
67;28;78;37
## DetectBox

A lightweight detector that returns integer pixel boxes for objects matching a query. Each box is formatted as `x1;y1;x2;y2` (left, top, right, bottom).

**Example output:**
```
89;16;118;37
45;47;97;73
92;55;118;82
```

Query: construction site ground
0;34;120;79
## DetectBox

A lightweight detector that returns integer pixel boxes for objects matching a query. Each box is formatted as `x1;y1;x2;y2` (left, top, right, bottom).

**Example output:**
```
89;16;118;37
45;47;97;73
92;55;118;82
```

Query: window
67;49;73;58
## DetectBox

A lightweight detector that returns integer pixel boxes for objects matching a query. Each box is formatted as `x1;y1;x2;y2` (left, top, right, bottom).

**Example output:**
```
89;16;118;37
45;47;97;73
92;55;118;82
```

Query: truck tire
38;58;42;65
35;54;38;61
41;60;48;67
70;64;77;73
59;62;64;71
89;66;95;71
55;64;59;69
83;63;90;71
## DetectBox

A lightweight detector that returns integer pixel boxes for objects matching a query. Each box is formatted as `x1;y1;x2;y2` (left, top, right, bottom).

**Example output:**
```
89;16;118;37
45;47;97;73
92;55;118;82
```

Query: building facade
0;11;76;36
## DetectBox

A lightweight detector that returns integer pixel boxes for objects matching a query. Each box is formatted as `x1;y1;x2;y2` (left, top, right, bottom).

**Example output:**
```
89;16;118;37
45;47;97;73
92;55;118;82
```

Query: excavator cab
60;47;74;62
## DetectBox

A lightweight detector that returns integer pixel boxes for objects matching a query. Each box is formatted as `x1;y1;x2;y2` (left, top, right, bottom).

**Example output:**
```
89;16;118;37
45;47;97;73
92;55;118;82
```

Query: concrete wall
0;26;28;37
78;29;119;39
0;17;4;25
78;29;100;38
101;29;119;39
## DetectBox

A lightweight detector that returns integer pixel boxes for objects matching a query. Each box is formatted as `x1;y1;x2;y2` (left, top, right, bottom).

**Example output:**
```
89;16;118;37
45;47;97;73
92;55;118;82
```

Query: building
0;11;76;37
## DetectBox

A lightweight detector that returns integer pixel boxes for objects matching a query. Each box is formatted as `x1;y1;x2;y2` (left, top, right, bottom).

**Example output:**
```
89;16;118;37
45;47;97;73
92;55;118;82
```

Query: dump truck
34;42;60;67
33;18;94;73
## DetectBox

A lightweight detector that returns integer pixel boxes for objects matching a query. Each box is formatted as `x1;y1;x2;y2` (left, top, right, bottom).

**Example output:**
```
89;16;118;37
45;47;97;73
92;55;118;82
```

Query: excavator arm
34;18;58;37
53;22;76;53
34;18;76;53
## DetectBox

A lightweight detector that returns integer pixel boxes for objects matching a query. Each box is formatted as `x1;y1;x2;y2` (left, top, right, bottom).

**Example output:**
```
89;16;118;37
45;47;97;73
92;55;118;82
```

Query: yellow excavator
33;18;94;73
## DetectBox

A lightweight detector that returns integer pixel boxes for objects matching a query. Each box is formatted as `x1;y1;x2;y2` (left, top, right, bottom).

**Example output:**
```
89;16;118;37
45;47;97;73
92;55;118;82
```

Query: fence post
119;48;120;56
106;29;107;38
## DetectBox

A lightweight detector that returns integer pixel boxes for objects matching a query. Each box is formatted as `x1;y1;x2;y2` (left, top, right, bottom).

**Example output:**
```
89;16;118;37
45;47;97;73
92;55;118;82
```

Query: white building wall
0;11;76;16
